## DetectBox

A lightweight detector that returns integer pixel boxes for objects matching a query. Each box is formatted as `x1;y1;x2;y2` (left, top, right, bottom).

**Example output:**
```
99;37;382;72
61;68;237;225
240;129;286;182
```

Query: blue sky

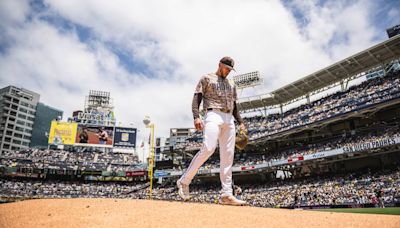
0;0;399;159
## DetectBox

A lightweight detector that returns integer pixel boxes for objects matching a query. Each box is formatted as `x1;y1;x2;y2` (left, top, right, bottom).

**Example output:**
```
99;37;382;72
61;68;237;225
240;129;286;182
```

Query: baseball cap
220;56;235;71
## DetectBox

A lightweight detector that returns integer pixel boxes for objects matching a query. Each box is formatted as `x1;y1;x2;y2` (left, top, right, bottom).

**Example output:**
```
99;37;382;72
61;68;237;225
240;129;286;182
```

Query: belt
207;108;231;114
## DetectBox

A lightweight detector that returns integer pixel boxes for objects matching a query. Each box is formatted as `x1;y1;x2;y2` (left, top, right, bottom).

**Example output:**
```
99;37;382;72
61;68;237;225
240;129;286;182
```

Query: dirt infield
0;198;399;228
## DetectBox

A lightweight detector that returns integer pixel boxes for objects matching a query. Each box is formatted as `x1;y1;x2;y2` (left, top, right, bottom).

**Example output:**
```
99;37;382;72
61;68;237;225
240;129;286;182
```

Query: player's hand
194;118;204;131
239;123;246;132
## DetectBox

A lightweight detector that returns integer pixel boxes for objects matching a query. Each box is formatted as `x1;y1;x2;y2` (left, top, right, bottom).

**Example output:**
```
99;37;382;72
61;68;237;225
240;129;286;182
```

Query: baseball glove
235;129;248;151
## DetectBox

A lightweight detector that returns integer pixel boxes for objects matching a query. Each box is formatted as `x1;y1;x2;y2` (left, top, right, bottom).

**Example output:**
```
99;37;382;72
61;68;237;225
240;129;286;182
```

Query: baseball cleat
219;195;247;206
176;179;190;201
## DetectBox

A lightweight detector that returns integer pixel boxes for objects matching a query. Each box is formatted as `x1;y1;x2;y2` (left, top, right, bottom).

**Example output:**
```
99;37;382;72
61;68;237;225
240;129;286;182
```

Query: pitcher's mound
0;198;399;228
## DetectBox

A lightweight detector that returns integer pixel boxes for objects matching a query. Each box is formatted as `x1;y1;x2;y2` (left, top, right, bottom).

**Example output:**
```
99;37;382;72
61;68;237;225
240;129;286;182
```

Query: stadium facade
154;35;400;192
1;34;400;209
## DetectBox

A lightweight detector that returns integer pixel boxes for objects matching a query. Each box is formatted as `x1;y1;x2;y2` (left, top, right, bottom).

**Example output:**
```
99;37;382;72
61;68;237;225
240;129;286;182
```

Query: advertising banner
342;137;399;153
48;121;78;145
113;127;137;148
303;148;344;160
126;171;145;176
84;176;133;181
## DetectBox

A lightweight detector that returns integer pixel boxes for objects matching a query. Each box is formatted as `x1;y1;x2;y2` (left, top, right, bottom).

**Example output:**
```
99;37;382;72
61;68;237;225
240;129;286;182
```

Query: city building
30;103;63;148
0;86;40;153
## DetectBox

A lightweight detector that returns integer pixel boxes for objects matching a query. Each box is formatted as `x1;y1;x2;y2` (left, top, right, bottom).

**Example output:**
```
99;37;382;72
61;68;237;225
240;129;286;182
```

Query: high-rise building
169;128;197;147
0;86;40;153
155;137;170;161
30;103;63;148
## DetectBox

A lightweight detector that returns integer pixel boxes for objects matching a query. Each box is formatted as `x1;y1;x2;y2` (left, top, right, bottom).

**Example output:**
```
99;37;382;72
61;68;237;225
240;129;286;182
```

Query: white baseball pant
179;110;236;197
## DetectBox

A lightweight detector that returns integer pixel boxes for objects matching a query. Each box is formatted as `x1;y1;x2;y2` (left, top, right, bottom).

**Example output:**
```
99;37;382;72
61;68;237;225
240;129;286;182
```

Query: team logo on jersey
212;81;232;92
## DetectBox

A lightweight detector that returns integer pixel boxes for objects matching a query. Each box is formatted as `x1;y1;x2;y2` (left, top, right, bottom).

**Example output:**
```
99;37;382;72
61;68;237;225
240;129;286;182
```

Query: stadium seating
1;166;398;208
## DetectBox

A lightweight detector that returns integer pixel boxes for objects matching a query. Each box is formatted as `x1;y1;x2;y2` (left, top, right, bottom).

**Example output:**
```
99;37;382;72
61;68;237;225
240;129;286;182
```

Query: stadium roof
238;35;400;111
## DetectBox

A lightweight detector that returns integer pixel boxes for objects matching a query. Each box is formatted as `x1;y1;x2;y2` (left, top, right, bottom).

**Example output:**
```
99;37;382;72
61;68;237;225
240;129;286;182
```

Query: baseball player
98;127;108;144
177;56;247;206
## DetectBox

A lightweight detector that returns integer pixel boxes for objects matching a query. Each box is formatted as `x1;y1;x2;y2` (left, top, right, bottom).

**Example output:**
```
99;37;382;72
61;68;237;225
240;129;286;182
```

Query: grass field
315;207;400;215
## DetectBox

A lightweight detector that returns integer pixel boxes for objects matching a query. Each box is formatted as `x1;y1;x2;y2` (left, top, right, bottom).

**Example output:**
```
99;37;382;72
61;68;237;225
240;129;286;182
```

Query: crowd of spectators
115;166;400;207
238;168;400;207
2;123;398;174
245;71;400;140
0;149;142;172
0;179;148;199
1;167;399;208
183;124;400;173
176;71;400;151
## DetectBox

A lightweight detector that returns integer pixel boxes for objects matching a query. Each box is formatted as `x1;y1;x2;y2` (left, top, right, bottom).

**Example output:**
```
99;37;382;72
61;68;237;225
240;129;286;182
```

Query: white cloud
0;0;30;26
0;0;388;147
288;0;378;59
387;7;400;28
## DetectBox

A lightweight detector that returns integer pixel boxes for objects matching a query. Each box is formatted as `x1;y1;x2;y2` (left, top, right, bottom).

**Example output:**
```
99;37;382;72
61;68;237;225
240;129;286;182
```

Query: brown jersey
195;73;238;112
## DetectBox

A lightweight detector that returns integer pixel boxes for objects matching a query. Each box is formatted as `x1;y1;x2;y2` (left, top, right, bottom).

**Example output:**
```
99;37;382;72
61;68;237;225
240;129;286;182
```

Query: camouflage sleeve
233;83;238;100
195;76;207;94
233;101;243;124
192;93;203;120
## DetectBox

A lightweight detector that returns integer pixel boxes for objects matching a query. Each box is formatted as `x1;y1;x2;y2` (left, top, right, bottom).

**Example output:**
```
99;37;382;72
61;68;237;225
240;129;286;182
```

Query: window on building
17;114;27;119
16;120;25;125
3;144;10;149
19;107;28;113
14;133;23;138
13;139;21;145
15;126;24;132
23;135;30;140
20;101;29;107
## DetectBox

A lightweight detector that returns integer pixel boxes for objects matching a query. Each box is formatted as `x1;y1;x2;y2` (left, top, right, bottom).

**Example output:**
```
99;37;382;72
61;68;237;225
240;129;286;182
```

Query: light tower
232;71;263;96
143;115;155;200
